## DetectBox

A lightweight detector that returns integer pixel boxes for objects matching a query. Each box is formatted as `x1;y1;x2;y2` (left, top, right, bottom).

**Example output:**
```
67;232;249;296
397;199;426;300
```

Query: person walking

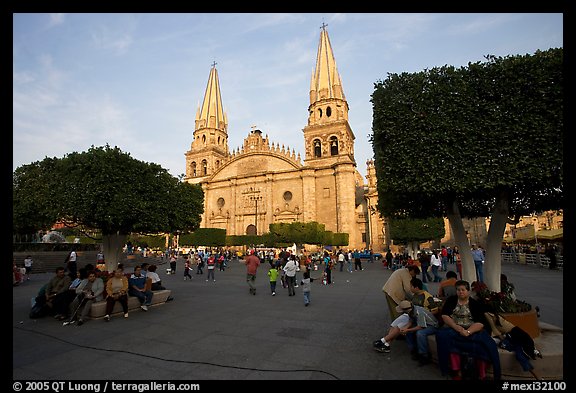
244;249;261;295
471;244;485;283
283;256;299;296
430;250;442;283
418;251;432;283
24;255;33;281
206;254;216;282
183;257;193;281
267;261;279;296
300;270;315;306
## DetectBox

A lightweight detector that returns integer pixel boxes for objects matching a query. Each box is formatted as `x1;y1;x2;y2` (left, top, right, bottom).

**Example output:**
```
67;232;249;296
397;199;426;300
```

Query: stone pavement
12;259;563;381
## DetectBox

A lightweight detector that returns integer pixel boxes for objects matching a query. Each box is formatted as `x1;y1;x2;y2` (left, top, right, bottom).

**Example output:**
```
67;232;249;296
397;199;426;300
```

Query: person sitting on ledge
128;266;153;311
435;280;501;380
104;267;129;321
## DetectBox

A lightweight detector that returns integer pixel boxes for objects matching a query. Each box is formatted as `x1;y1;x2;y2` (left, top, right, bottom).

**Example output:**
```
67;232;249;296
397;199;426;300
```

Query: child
300;270;315;306
206;255;216;282
267;262;279;296
183;257;192;281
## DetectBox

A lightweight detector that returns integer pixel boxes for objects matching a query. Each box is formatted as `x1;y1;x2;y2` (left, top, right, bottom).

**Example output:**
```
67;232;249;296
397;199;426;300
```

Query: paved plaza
13;258;563;380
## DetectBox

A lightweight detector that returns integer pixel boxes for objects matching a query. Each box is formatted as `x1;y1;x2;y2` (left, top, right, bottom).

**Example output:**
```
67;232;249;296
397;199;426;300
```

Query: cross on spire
211;61;217;68
320;22;328;31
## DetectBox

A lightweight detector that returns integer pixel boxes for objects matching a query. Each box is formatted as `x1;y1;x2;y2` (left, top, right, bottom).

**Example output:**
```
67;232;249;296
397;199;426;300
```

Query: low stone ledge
89;289;172;319
427;323;563;380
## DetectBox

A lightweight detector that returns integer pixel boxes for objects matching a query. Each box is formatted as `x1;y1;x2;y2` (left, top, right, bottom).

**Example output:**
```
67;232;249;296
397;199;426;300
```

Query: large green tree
371;48;562;290
388;217;445;257
13;145;204;271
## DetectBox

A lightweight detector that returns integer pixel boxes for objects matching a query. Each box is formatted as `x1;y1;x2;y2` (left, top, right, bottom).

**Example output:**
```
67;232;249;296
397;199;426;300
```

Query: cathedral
184;26;386;252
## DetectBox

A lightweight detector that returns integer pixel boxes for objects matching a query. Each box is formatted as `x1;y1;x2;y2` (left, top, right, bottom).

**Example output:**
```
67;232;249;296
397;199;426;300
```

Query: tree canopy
371;48;563;289
13;145;204;270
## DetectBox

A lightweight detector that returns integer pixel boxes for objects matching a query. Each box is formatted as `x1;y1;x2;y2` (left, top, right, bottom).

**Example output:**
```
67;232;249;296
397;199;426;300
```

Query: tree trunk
407;241;419;259
102;233;128;272
484;190;510;292
446;200;475;283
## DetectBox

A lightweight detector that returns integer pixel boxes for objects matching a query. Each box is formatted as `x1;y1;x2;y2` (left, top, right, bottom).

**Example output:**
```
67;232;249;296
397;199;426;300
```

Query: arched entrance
246;224;256;236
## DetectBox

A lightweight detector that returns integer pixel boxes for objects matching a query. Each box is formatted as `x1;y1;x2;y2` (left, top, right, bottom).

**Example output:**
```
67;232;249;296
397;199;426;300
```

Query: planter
501;309;540;338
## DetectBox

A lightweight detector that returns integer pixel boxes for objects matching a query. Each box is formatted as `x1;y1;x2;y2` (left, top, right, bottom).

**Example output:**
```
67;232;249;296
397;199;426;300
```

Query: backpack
461;354;478;380
29;295;50;319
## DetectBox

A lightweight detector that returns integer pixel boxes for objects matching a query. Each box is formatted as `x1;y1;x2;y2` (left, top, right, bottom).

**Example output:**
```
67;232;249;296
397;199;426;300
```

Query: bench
89;289;172;319
426;322;563;380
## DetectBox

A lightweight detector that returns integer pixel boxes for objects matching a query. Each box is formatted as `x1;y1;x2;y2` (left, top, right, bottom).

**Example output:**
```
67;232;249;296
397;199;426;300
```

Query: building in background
184;26;386;251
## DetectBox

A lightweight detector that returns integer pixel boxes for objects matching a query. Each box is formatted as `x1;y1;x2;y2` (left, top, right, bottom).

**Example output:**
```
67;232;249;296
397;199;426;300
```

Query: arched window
202;135;206;145
191;162;197;177
202;159;208;176
317;108;323;118
326;106;332;117
246;224;256;236
216;160;220;168
313;139;322;158
330;136;339;156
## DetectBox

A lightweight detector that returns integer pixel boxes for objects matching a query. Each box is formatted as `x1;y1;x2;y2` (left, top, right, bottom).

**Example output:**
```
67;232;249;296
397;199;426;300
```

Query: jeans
286;275;296;295
474;261;484;283
207;268;215;281
431;265;441;282
128;288;153;306
406;326;437;356
303;291;310;305
270;281;277;293
441;256;448;271
247;274;256;292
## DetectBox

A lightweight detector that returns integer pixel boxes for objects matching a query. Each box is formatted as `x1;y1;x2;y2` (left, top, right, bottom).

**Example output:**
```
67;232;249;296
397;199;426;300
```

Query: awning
536;228;563;240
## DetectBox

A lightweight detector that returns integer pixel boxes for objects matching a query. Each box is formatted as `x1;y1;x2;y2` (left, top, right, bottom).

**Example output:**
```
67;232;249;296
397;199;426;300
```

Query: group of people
243;248;335;307
377;265;543;380
30;260;174;325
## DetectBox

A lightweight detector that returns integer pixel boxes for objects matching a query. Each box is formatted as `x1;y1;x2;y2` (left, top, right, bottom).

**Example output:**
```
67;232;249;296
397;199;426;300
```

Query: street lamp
249;195;263;235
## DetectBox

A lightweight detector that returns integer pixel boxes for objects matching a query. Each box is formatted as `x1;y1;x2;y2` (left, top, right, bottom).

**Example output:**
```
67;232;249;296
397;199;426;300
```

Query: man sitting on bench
128;266;153;311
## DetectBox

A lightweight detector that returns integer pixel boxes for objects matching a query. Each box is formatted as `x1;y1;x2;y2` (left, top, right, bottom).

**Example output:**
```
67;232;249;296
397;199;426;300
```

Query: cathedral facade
183;27;386;251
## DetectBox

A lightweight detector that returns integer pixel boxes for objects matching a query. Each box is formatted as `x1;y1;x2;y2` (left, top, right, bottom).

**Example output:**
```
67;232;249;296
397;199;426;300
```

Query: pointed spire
310;25;346;104
196;62;227;132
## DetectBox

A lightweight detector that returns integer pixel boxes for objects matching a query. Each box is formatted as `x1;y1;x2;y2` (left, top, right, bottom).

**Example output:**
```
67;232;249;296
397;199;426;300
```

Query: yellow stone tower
302;23;359;247
185;62;229;184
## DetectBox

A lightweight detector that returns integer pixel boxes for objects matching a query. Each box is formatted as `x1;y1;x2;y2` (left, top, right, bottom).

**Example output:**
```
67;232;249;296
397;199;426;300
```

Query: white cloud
91;23;135;55
13;70;35;85
445;14;522;36
48;13;65;27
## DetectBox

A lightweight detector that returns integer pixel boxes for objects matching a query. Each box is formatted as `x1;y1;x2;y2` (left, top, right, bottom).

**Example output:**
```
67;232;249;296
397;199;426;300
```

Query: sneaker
418;354;432;366
124;313;129;318
77;319;84;326
373;340;390;353
104;315;110;322
272;292;276;296
305;303;310;307
140;305;148;311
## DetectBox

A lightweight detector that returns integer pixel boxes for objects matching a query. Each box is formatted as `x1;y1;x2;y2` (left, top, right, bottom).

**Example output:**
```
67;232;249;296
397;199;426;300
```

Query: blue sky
13;13;563;179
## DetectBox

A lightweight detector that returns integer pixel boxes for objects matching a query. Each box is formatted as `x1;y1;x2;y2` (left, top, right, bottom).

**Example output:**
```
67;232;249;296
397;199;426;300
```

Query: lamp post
250;195;262;235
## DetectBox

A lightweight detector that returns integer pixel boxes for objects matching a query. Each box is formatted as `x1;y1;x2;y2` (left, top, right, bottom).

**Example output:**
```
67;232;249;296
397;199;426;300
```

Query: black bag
461;354;479;380
29;298;50;319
